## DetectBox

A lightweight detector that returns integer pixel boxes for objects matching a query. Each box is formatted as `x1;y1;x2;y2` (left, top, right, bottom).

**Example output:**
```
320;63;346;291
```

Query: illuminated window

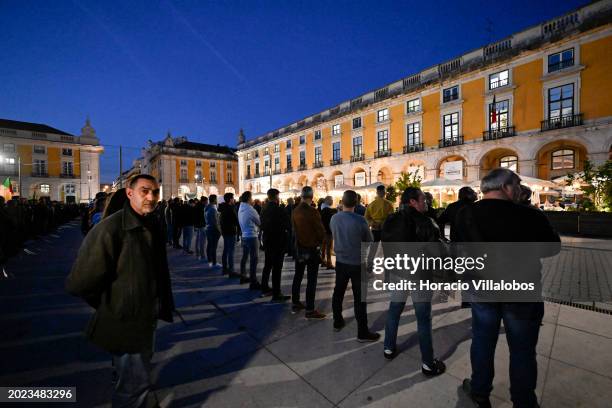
407;122;421;146
377;130;389;152
499;155;518;172
552;149;575;170
407;98;420;113
377;108;389;122
489;70;509;89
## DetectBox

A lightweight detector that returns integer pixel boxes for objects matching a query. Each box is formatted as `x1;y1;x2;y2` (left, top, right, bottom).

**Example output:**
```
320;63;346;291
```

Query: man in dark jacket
219;192;239;276
260;189;291;301
382;187;446;377
193;197;207;260
285;197;296;258
66;174;175;407
437;186;478;241
320;196;337;269
456;168;560;408
171;197;183;248
292;186;326;319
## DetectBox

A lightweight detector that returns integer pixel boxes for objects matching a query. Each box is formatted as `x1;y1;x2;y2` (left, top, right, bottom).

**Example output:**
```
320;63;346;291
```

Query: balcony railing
254;172;261;178
350;154;364;163
263;169;271;176
298;164;307;171
285;166;293;173
313;161;324;168
374;149;392;158
403;143;424;154
273;169;282;175
60;173;76;178
439;135;464;148
245;173;252;179
541;114;582;132
483;126;516;141
330;158;343;166
31;172;49;177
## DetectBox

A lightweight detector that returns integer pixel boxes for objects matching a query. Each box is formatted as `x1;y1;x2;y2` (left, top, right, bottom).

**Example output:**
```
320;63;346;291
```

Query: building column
466;164;480;182
519;159;537;177
588;152;609;166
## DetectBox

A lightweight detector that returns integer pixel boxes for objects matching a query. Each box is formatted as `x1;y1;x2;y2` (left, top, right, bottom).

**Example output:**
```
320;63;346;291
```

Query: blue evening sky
0;0;587;182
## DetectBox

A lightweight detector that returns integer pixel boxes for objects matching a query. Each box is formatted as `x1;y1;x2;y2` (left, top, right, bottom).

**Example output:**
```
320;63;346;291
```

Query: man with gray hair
291;186;326;319
456;168;560;408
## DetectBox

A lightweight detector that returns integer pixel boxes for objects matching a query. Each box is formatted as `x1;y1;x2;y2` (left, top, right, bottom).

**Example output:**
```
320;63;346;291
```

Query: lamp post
87;166;92;202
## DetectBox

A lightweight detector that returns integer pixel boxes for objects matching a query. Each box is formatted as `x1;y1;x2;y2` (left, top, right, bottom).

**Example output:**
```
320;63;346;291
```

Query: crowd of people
0;196;81;276
67;169;559;408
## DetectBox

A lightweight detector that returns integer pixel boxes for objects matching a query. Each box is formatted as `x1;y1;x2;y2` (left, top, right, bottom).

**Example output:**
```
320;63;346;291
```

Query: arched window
551;149;575;170
499;155;518;172
64;184;76;195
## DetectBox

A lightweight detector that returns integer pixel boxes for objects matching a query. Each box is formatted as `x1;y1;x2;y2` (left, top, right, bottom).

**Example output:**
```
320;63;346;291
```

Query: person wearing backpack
381;187;446;377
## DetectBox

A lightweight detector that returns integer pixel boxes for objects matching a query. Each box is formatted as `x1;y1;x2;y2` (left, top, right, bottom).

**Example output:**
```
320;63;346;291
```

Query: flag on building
490;95;497;124
1;177;13;200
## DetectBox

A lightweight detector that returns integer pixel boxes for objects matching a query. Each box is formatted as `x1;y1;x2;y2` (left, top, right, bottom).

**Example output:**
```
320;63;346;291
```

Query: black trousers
261;245;285;296
173;226;182;247
332;262;368;336
292;256;320;311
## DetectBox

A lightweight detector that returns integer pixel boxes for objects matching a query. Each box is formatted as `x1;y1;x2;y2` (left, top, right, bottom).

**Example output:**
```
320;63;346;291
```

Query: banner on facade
443;161;463;180
334;174;344;188
355;172;366;187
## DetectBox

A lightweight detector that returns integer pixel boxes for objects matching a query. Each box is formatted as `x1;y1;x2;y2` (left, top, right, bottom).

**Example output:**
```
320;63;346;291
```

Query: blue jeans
194;227;206;259
206;229;221;264
111;332;156;407
182;225;194;252
222;234;236;272
470;302;543;407
240;237;258;283
384;292;434;366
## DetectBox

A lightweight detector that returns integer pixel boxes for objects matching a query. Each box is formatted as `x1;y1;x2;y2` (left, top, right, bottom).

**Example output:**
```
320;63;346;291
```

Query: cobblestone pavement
1;221;611;407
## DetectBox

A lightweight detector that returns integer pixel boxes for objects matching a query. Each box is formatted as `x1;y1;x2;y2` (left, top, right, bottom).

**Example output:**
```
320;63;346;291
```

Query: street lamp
87;165;92;202
195;173;204;196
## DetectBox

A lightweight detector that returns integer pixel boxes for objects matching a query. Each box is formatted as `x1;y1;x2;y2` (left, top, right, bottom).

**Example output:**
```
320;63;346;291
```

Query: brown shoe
305;310;326;320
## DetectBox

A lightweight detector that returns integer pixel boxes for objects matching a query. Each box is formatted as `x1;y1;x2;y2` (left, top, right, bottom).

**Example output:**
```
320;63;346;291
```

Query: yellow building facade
0;118;103;202
139;134;238;200
237;2;612;203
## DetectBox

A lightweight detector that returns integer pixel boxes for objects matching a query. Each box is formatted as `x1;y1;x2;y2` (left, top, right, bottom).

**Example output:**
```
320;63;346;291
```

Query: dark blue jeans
206;229;221;264
112;330;157;407
182;225;194;252
240;237;258;283
384;291;433;366
470;302;543;407
222;234;236;272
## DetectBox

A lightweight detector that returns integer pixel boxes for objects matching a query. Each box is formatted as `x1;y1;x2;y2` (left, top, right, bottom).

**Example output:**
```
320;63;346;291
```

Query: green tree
568;159;612;212
385;171;422;202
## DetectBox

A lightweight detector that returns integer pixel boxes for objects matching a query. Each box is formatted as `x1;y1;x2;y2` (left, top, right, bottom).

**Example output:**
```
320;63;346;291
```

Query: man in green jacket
66;174;175;407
